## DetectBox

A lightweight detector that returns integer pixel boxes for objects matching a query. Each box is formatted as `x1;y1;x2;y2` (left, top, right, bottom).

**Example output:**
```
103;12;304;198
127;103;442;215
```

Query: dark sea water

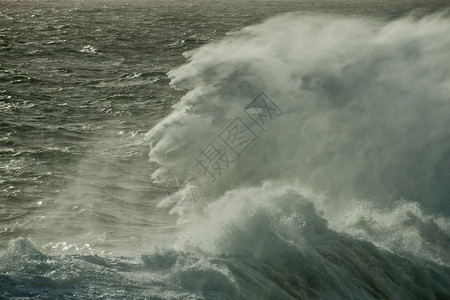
1;0;450;299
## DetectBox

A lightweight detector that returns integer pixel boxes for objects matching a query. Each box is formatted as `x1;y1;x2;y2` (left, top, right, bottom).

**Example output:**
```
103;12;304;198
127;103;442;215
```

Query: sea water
1;0;449;299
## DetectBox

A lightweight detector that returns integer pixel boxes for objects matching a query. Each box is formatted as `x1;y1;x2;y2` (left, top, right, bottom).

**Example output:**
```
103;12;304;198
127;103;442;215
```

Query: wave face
2;10;450;300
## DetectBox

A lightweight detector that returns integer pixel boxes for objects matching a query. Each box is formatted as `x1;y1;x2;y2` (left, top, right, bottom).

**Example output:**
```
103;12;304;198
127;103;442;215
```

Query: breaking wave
144;11;450;297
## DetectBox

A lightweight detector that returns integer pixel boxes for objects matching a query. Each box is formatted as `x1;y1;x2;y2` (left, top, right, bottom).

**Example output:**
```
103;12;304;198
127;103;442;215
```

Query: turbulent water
1;0;450;299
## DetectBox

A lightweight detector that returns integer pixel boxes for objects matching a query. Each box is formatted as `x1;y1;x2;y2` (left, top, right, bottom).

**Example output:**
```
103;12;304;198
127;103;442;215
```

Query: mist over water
149;12;450;215
1;0;450;299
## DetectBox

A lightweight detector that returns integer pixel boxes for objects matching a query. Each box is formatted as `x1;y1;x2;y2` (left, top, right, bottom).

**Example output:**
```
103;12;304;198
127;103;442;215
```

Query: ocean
1;0;449;299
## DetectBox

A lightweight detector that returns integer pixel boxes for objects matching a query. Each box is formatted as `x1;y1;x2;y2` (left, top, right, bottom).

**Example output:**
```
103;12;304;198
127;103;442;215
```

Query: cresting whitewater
1;0;450;299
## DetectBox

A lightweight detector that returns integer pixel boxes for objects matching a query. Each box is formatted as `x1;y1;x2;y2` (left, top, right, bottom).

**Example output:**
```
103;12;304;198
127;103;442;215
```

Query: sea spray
147;12;450;217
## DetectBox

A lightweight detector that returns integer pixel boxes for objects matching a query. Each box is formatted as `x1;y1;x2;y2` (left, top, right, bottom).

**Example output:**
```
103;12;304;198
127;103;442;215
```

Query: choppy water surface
1;0;300;252
1;0;450;299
